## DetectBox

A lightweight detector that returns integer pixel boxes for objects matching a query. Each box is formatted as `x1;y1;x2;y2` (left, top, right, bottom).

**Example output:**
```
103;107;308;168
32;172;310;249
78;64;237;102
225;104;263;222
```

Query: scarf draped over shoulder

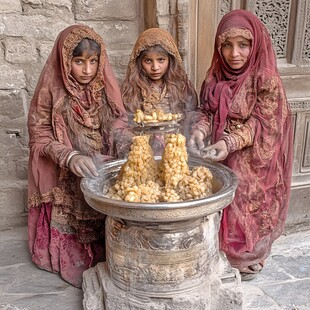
122;27;198;115
28;25;127;198
199;10;293;268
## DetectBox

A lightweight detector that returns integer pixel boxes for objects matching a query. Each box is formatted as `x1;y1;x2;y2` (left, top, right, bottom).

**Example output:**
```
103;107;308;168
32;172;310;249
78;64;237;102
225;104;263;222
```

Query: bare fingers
69;155;99;178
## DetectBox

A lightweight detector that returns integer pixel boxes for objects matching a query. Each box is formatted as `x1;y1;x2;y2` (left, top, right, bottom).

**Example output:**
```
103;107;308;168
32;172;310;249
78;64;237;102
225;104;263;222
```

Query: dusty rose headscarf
29;25;126;120
28;25;127;197
27;26;130;287
122;27;197;114
201;9;278;142
127;28;184;72
200;10;293;270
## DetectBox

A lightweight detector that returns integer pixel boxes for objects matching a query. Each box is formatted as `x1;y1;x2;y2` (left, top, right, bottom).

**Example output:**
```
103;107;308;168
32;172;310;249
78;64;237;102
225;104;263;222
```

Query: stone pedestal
83;260;242;310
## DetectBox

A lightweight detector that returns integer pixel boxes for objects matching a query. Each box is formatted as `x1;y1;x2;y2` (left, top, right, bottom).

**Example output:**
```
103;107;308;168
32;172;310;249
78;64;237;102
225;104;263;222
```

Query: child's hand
69;154;99;178
187;130;205;156
201;140;228;161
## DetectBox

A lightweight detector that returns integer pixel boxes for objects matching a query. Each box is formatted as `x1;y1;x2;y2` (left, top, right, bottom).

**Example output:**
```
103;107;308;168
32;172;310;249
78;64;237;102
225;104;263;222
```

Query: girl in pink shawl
121;28;198;155
27;25;130;287
189;10;293;280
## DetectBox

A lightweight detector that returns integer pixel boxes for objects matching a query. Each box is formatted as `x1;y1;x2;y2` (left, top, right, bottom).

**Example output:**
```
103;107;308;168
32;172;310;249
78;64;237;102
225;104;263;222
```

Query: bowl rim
80;157;238;211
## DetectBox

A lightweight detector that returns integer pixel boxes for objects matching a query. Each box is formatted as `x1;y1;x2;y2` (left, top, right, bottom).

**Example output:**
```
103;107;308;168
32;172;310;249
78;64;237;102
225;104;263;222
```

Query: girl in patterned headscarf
121;27;199;155
27;25;130;287
189;10;293;280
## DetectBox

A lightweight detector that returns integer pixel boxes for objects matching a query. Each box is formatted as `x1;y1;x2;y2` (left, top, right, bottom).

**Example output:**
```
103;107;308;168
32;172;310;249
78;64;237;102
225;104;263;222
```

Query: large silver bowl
80;157;238;222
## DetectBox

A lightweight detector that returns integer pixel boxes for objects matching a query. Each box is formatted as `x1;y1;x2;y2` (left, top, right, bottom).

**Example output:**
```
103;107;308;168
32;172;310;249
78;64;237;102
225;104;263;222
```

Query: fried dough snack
107;135;160;202
178;167;213;200
106;133;213;202
134;108;182;124
159;134;189;201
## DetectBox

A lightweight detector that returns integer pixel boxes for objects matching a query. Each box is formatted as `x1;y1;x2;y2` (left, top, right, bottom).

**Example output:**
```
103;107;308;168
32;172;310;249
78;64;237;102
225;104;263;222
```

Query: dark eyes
143;58;166;63
73;58;98;65
222;42;250;48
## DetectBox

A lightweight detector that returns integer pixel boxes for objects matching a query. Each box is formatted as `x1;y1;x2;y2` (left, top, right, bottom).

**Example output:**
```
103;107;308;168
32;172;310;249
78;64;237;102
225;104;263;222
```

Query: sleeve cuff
66;150;81;167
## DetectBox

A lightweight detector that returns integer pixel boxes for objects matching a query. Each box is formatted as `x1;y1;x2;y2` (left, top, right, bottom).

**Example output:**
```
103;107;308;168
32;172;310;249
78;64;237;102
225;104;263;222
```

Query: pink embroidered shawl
200;10;293;270
28;25;128;242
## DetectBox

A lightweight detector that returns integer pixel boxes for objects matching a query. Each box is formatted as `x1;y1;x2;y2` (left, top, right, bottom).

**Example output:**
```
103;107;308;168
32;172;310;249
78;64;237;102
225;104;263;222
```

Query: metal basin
80;157;238;222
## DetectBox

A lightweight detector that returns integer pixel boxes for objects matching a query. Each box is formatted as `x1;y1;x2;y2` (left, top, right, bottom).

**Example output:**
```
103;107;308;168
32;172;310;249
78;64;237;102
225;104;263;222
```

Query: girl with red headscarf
188;10;293;280
27;25;131;287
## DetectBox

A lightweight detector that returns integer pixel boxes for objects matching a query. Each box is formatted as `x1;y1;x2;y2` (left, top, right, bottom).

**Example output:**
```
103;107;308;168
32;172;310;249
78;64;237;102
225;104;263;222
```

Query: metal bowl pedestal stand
81;158;243;310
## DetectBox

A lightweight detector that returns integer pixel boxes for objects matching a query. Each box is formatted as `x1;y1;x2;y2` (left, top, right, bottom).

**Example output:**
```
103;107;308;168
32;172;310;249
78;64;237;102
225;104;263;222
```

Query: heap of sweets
177;166;213;201
159;134;213;202
134;108;182;124
158;134;189;201
107;135;161;203
106;133;213;203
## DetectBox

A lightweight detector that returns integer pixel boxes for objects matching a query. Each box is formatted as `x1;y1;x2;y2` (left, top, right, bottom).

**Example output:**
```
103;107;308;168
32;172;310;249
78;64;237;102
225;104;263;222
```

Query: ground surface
0;226;309;310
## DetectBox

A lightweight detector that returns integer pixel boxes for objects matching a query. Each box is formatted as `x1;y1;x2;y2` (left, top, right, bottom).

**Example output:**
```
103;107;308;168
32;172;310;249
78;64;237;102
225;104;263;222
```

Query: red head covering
201;9;278;142
29;25;126;120
127;27;184;73
122;27;197;114
28;25;127;196
201;10;293;269
27;26;129;283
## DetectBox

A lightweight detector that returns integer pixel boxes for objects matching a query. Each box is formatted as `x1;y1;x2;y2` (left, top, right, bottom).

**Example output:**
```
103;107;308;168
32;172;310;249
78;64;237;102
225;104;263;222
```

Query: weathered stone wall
2;0;309;233
0;0;143;230
0;0;194;230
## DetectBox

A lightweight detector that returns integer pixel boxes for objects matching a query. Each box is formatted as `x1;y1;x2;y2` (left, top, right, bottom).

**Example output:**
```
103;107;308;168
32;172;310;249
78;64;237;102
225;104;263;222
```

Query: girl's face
221;36;251;70
141;51;169;86
71;51;99;84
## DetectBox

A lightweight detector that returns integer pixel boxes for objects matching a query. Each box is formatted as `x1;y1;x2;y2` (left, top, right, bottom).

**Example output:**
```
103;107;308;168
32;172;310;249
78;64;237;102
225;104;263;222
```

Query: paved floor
0;226;309;310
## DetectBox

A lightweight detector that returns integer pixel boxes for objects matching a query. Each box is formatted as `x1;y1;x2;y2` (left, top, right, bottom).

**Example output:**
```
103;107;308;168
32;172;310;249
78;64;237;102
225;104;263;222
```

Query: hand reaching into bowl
200;140;228;161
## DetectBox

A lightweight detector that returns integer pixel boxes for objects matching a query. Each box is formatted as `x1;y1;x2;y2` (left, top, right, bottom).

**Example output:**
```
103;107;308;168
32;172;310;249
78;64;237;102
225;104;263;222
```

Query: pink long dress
27;25;130;287
196;10;293;273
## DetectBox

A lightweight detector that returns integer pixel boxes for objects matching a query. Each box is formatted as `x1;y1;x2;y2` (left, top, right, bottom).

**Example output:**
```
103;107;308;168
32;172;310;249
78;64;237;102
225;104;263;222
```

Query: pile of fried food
106;133;213;203
133;108;183;124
